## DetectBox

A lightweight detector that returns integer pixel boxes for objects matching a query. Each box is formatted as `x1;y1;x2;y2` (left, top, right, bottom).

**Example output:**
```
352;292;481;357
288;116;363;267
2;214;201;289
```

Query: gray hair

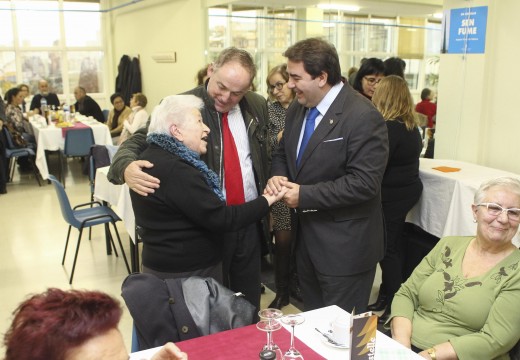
148;95;204;135
474;177;520;204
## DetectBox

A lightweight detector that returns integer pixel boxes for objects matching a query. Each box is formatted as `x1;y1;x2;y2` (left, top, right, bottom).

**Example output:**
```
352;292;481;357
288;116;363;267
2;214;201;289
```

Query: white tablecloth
406;158;520;246
94;166;135;243
130;305;422;360
30;115;112;180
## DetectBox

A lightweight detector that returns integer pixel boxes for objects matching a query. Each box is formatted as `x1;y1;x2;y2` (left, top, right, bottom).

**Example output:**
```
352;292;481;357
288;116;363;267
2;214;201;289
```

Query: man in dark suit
266;38;389;313
29;79;60;114
73;86;106;123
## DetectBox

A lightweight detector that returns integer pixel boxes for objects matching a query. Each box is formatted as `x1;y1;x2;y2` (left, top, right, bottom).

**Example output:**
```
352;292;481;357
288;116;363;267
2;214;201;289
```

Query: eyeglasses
476;202;520;221
364;76;382;86
268;81;286;93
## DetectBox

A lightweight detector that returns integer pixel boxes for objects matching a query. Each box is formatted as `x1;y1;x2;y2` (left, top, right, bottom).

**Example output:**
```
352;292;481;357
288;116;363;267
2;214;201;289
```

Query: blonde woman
369;75;423;323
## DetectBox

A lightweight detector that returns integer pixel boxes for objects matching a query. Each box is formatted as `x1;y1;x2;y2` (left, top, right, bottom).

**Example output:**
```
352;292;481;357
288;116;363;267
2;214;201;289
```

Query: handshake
262;176;300;208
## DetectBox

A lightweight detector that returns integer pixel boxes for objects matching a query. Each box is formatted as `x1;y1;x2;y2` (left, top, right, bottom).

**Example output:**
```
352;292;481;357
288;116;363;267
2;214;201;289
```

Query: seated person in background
3;288;188;360
106;92;132;143
389;177;520;360
17;84;30;113
129;94;285;282
73;86;105;123
415;88;437;129
4;88;32;137
0;97;7;194
118;92;148;145
29;79;60;115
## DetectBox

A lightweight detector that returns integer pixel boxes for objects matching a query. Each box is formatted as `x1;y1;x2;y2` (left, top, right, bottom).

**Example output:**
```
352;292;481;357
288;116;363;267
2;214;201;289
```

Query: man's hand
124;160;160;196
283;181;300;208
150;342;188;360
265;176;288;196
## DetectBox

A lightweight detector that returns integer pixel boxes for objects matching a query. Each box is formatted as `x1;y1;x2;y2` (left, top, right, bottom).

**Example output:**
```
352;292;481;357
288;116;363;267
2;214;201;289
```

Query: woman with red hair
3;288;187;360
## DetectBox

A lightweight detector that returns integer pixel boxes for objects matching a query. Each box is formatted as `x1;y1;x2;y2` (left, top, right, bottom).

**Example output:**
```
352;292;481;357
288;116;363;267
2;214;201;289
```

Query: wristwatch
426;347;437;360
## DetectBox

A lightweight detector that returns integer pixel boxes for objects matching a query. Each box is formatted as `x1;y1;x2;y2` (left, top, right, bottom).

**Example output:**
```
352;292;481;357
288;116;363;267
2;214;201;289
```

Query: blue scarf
147;132;225;201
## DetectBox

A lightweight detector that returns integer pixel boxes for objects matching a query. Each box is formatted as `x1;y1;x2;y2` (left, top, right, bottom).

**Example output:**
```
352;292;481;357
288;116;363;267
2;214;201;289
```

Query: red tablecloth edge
176;324;326;360
61;121;89;137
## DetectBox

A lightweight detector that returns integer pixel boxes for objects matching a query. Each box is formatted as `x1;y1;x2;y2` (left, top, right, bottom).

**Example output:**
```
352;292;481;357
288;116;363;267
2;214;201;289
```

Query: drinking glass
281;314;305;359
258;308;284;359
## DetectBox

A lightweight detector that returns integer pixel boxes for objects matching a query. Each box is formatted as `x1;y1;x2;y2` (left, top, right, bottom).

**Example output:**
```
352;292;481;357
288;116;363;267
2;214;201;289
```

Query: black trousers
379;193;422;299
222;222;262;321
296;235;376;313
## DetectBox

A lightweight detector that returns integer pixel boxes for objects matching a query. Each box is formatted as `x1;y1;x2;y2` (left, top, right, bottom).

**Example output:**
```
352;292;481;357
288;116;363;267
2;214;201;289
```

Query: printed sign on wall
442;6;488;54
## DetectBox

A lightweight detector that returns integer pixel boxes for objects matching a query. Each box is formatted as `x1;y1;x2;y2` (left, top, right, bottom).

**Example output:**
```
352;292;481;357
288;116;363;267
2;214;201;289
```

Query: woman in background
389;177;520;359
17;84;30;113
369;75;423;323
118;92;148;145
106;92;132;144
352;57;385;100
265;64;298;309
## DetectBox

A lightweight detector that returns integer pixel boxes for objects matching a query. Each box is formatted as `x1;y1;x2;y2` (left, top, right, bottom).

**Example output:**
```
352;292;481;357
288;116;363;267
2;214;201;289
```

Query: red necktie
222;112;245;205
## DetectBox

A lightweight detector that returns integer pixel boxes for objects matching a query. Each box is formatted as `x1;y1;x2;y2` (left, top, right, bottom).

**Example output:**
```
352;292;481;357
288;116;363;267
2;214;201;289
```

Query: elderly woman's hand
262;185;288;206
150;342;188;360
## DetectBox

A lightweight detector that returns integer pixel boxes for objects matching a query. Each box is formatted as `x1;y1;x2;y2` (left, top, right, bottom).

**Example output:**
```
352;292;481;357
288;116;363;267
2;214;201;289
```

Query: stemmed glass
280;314;305;359
257;308;284;359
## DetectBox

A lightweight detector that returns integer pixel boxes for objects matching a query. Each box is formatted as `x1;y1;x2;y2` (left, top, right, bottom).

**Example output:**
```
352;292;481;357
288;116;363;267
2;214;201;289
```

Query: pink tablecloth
176;324;326;360
61;121;90;137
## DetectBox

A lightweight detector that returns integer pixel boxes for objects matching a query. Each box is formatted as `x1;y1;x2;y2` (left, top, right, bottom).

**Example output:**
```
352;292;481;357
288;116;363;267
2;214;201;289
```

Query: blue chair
58;128;95;188
48;174;130;284
2;127;41;186
102;109;109;122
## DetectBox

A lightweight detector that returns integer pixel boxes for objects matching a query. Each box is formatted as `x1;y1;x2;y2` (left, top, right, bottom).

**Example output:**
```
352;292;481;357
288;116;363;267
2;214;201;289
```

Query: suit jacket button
181;326;189;333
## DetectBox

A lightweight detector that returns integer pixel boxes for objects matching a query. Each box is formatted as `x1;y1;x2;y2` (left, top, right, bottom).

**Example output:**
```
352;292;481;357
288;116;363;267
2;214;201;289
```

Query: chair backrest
89;145;111;193
3;127;16;149
47;175;76;226
102;109;109;122
64;128;95;157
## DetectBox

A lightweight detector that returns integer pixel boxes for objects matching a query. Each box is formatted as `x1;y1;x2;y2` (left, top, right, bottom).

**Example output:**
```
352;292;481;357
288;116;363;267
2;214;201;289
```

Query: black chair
58;128;94;188
48;174;130;284
2;127;41;186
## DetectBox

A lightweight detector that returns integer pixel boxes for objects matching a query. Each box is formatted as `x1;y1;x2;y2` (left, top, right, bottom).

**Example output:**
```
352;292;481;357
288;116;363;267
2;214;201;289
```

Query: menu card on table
351;311;377;360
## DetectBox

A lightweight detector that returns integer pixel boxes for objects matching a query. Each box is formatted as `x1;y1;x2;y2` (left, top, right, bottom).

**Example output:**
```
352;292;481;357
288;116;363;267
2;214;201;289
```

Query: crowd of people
3;38;519;360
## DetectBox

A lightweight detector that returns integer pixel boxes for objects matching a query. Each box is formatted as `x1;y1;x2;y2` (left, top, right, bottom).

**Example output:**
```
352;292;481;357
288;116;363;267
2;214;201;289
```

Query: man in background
107;48;270;318
266;38;389;313
29;79;60;114
74;86;106;123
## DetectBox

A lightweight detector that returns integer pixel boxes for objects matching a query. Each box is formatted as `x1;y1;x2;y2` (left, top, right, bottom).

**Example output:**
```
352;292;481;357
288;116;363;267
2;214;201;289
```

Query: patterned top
5;104;30;134
391;236;520;360
268;100;291;231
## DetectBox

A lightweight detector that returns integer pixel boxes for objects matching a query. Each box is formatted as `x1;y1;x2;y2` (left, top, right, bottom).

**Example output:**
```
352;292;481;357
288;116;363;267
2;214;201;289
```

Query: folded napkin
432;166;461;173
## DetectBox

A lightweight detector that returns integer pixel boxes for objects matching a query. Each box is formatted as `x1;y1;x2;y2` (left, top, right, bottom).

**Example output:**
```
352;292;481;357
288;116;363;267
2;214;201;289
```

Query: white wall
106;0;206;110
436;0;520;174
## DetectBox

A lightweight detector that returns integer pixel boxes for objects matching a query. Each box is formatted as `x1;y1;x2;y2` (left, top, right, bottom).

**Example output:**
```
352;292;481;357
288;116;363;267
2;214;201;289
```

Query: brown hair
372;75;417;130
133;92;148;107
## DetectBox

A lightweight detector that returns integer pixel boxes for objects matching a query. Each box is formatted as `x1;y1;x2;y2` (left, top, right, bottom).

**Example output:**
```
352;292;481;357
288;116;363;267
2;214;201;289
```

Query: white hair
148;95;204;135
474;177;520;204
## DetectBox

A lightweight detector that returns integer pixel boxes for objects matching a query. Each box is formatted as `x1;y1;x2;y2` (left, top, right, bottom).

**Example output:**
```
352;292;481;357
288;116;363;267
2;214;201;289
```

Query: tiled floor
0;157;382;355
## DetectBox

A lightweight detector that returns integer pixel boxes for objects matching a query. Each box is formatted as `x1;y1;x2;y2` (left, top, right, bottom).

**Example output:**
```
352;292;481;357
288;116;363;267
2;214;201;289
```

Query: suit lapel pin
329;119;334;125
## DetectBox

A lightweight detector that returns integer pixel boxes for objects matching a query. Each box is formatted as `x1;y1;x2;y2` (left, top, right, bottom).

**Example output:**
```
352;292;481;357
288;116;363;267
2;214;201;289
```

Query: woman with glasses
388;177;520;360
352;57;385;100
265;64;298;309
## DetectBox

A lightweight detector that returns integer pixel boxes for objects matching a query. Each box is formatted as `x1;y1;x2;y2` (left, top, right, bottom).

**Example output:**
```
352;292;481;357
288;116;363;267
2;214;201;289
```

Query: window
0;0;104;104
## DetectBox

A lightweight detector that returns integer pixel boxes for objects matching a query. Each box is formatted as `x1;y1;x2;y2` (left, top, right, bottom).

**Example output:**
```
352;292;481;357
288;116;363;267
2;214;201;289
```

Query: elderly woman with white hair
388;177;520;360
129;94;286;282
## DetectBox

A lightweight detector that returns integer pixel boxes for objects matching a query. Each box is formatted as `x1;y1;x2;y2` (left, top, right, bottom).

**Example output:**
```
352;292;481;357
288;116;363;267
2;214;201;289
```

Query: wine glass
258;308;284;359
280;314;305;359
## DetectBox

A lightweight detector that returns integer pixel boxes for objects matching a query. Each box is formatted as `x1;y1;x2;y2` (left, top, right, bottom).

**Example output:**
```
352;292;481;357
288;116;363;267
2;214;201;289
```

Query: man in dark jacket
73;86;105;123
108;47;270;318
29;79;60;114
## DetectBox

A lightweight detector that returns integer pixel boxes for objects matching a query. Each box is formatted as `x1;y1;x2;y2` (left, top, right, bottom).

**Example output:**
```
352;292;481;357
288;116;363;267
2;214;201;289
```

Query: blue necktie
297;107;320;166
